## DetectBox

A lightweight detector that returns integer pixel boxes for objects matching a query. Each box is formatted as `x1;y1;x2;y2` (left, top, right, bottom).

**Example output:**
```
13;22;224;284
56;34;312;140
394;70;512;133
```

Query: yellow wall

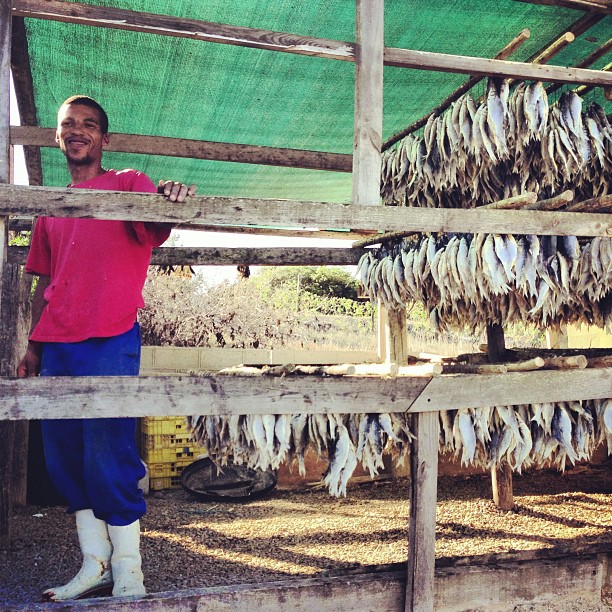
565;324;612;349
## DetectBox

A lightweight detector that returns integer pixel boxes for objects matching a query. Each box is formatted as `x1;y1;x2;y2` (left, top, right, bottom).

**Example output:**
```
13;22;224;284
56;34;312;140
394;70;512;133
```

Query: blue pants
40;323;146;526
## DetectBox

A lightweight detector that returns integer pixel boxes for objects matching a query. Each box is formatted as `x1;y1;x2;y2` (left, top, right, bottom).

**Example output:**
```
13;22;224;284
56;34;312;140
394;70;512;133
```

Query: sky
10;74;354;285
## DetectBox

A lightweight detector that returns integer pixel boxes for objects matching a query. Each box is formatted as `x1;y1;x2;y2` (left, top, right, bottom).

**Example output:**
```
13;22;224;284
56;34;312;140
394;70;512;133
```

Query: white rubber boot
107;520;146;597
42;509;113;601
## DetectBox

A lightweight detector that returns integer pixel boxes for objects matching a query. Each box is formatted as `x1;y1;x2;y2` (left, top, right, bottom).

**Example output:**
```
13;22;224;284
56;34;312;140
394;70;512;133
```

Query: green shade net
22;0;611;203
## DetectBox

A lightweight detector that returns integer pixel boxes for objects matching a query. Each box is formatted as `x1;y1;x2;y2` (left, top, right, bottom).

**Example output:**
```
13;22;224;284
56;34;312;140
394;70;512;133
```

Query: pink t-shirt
26;169;171;343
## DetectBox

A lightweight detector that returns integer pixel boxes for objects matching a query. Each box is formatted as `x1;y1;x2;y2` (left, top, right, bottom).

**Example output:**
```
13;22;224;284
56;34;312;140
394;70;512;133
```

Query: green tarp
21;0;611;202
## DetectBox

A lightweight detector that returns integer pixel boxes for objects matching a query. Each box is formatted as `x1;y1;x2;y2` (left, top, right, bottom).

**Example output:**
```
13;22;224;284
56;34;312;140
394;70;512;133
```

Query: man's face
56;103;109;166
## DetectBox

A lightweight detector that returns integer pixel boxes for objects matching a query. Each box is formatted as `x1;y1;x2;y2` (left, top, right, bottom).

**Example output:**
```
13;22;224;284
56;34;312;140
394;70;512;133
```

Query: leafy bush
140;272;375;350
251;266;373;316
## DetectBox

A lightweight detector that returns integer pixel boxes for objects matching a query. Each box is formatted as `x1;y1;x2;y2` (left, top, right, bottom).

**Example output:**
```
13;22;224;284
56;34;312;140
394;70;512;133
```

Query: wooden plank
0;374;428;420
2;367;611;421
12;0;612;86
383;47;612;86
10;17;42;185
13;0;356;61
2;185;611;237
10;126;353;173
408;367;612;413
8;217;369;239
406;411;439;612
4;550;609;611
8;245;367;266
514;0;612;14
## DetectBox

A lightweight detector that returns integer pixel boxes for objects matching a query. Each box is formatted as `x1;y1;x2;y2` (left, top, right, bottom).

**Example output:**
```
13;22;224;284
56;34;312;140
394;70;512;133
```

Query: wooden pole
0;0;14;549
564;194;612;212
486;324;514;511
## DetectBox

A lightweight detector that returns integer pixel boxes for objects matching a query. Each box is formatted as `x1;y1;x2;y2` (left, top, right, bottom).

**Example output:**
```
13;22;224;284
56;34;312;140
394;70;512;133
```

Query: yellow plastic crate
141;416;188;436
148;459;193;491
142;444;196;464
140;415;197;462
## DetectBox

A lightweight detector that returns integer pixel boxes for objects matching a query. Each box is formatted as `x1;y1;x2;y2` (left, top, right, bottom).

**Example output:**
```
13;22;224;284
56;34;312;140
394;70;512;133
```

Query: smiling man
17;95;195;601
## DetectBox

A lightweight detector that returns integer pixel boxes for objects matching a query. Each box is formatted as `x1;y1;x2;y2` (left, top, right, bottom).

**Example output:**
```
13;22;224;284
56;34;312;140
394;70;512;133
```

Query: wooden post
352;7;437;612
356;0;437;607
0;0;14;549
352;0;383;208
406;410;439;612
487;324;514;511
1;263;31;508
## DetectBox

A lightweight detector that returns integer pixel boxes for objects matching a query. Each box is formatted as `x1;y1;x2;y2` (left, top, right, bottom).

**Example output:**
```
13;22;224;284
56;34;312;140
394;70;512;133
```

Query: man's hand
158;180;197;202
17;342;42;377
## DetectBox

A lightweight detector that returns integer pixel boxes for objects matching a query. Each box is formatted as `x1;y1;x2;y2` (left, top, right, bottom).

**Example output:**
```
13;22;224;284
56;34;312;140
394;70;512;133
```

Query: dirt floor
1;463;611;610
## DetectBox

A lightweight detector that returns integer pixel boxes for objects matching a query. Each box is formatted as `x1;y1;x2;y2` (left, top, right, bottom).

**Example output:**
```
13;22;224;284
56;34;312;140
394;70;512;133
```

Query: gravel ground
1;463;611;609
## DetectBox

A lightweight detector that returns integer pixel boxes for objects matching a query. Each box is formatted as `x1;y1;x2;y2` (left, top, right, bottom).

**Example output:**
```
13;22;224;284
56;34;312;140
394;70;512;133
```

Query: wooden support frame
2;0;611;607
383;28;532;150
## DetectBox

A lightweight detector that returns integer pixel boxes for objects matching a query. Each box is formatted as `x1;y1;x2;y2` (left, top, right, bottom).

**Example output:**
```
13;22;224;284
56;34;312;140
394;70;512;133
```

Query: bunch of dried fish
187;412;414;497
356;233;612;331
381;81;611;208
440;398;612;472
187;398;612;497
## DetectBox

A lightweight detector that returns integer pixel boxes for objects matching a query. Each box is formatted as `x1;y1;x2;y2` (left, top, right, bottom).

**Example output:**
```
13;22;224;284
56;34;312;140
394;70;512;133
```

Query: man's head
59;95;109;134
56;95;110;169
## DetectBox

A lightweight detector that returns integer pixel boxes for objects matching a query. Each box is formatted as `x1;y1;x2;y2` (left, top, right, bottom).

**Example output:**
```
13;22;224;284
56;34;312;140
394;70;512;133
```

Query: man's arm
17;274;50;377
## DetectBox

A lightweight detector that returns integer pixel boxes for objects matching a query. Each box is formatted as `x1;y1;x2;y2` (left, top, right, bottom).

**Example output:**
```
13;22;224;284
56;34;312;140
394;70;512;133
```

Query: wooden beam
514;0;612;14
2;185;611;237
13;0;356;61
574;61;612;96
12;0;612;86
8;245;367;266
1;368;610;421
10;16;42;185
8;216;371;239
547;37;612;95
383;47;612;85
10;126;353;173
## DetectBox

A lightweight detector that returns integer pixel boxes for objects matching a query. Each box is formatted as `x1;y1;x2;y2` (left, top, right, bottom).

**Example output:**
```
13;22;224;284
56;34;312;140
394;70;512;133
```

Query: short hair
59;95;109;134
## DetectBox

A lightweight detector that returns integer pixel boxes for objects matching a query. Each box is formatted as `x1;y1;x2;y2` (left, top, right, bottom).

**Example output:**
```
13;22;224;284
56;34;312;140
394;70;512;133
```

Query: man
17;95;196;601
